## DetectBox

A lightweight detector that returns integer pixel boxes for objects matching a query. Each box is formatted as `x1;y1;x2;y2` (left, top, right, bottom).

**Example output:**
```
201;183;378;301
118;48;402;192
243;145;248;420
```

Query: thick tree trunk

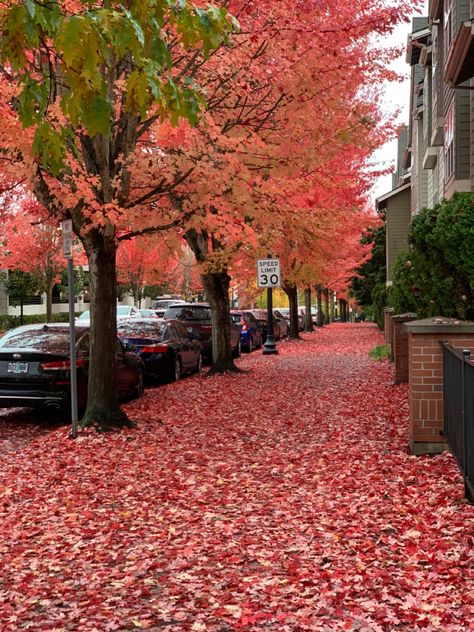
316;285;324;327
323;287;330;325
340;299;347;322
81;232;134;431
283;283;300;339
303;286;313;332
201;269;237;373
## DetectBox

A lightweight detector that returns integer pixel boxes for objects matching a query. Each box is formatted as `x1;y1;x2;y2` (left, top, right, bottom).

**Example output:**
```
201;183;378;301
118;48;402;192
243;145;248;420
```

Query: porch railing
441;342;474;502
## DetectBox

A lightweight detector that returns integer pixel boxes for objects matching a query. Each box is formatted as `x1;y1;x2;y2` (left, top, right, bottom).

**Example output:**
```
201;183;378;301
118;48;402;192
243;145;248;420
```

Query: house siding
386;188;412;283
456;91;471;180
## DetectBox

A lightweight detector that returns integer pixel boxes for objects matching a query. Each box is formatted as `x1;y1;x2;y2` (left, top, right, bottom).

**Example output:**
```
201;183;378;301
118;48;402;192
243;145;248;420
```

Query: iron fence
441;342;474;502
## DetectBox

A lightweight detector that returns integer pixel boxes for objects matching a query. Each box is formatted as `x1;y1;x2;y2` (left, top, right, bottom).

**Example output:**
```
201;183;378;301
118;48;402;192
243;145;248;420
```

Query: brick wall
405;317;474;454
393;313;417;382
384;307;394;346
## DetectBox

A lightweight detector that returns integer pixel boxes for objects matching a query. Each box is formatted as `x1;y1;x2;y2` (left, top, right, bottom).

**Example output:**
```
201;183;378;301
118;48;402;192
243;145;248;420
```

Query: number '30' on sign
257;259;281;288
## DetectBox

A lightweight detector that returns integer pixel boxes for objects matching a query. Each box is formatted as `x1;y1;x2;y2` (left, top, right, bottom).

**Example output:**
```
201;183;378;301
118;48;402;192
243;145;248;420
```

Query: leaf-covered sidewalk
0;323;473;631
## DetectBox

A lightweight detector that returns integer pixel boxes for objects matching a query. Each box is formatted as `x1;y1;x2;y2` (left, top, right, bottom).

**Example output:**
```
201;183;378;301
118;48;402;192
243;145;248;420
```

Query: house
378;2;474;286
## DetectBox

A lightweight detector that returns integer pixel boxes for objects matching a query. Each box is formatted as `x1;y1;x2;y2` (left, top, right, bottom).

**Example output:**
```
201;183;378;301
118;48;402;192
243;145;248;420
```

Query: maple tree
117;235;174;306
144;0;422;369
0;0;422;426
0;0;235;430
0;201;66;322
0;324;473;629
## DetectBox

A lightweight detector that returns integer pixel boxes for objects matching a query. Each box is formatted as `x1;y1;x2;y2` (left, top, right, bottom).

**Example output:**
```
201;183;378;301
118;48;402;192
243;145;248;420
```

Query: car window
0;327;71;351
174;322;191;338
78;311;90;320
230;313;241;324
117;321;165;337
76;332;90;352
117;306;132;316
165;324;178;339
165;306;211;321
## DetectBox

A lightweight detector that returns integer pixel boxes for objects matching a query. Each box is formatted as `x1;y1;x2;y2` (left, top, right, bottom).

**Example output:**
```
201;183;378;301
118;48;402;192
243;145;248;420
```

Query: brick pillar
384;307;394;346
392;313;417;383
404;317;474;455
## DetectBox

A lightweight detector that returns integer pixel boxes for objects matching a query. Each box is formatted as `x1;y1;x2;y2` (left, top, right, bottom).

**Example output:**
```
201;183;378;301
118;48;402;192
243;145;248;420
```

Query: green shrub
369;344;390;360
0;312;78;333
389;192;474;320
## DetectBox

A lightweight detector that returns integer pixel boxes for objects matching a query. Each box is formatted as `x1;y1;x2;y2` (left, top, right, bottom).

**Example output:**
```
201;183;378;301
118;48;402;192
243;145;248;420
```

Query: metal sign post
257;258;280;355
61;220;78;438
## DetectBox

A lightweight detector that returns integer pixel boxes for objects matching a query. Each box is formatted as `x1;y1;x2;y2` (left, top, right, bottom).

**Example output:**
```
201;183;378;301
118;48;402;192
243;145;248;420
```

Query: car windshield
165;306;211;321
117;306;131;315
154;299;176;308
0;326;72;352
117;321;165;337
78;311;90;320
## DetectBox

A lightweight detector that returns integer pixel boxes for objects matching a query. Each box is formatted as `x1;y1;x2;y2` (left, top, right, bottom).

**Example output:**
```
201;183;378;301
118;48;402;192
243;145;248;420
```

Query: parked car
117;318;202;382
77;305;140;324
152;297;185;317
0;323;144;415
163;303;241;362
273;310;289;337
298;305;318;326
230;310;263;352
135;308;159;318
249;309;282;342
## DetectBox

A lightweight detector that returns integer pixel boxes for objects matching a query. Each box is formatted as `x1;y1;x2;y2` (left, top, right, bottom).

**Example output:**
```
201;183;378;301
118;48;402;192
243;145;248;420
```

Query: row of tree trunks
339;299;349;322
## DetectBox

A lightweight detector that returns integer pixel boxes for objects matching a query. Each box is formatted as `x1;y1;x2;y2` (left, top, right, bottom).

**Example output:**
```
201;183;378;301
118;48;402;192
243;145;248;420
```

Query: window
444;0;454;53
444;101;454;179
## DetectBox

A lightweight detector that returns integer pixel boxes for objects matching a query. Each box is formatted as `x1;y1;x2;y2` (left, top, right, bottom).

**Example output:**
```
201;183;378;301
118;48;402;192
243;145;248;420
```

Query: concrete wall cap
383;307;395;313
404;317;474;334
392;312;418;321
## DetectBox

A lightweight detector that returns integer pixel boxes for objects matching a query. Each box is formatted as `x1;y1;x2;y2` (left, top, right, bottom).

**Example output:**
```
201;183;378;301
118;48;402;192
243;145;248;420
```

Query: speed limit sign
257;259;281;287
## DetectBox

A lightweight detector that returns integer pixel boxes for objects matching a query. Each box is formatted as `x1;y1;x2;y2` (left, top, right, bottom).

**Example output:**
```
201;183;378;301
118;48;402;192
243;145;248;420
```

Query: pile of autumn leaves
0;324;473;631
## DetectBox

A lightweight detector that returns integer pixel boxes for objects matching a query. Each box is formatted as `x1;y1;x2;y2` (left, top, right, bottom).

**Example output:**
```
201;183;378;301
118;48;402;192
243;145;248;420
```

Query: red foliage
0;324;473;631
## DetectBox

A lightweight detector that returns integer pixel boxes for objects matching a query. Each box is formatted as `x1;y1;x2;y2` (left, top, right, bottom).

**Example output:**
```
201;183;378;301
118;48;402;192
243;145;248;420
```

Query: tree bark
323;287;330;325
80;231;134;431
184;228;238;374
283;282;299;339
340;299;347;322
201;269;238;373
330;290;335;321
303;286;313;332
316;285;324;327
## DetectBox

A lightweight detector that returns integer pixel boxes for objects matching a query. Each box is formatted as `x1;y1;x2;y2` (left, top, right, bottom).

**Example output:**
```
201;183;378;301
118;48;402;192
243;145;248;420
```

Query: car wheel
194;353;203;374
173;357;182;381
232;340;241;358
246;337;253;353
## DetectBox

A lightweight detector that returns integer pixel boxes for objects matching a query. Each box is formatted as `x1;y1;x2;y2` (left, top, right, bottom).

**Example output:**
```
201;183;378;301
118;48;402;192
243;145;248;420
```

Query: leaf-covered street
1;323;473;631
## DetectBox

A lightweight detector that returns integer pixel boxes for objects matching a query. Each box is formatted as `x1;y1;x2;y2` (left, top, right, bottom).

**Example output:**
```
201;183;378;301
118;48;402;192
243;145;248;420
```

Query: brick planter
384;307;394;347
392;313;417;383
404;317;474;455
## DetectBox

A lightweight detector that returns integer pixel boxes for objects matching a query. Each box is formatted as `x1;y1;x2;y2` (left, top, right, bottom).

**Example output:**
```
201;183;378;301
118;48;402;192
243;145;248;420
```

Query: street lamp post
263;284;278;355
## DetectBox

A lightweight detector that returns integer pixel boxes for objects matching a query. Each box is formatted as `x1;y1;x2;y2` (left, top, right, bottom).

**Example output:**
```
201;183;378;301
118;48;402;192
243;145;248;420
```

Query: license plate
7;361;29;374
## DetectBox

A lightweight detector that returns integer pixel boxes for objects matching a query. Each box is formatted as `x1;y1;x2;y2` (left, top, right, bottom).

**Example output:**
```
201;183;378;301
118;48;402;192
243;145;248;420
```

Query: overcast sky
369;2;428;202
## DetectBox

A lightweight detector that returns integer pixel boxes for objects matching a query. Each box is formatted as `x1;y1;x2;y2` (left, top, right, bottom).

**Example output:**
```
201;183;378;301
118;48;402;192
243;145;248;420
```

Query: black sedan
0;323;144;414
163;303;241;363
117;318;203;382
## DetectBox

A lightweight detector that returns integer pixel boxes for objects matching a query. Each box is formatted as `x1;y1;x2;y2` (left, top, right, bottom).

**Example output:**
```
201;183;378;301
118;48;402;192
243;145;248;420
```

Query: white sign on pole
257;259;281;288
61;219;73;259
